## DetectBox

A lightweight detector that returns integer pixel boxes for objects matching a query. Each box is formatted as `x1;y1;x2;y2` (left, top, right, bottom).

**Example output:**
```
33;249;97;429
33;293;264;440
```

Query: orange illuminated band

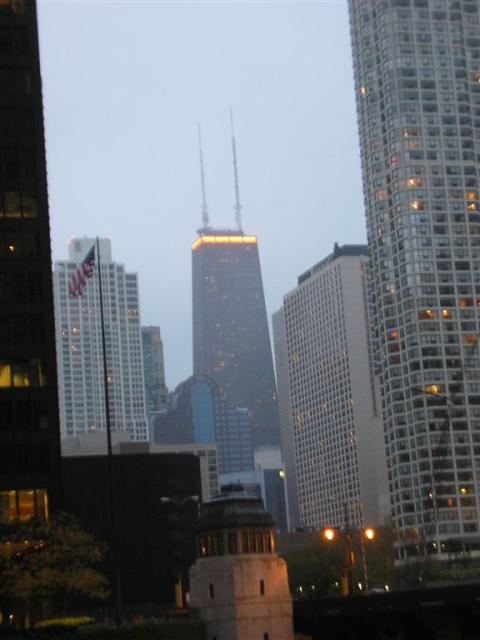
191;235;257;251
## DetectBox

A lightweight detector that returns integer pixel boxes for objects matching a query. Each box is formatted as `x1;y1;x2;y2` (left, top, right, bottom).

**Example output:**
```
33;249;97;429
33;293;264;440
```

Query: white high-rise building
281;244;388;530
53;238;149;442
349;0;480;561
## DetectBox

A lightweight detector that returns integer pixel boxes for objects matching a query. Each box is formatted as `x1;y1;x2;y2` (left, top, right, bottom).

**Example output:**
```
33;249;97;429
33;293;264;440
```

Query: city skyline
36;1;364;388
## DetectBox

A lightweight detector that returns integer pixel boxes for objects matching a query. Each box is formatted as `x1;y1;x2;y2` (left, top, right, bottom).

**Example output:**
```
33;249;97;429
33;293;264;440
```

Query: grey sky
37;0;364;389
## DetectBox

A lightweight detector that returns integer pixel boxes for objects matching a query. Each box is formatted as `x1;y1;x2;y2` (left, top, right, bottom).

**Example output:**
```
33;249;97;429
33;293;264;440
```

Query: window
227;531;237;553
209;583;214;600
0;489;48;523
0;359;45;387
260;579;265;596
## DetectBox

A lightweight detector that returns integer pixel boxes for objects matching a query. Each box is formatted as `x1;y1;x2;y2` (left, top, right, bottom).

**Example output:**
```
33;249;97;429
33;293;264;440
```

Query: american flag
68;244;96;297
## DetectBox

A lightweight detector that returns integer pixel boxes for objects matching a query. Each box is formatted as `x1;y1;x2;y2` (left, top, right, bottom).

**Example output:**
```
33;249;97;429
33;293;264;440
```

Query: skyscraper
191;125;279;448
192;232;279;448
153;373;254;474
280;244;388;530
349;0;480;560
54;238;149;442
272;308;300;530
142;326;168;413
0;0;61;522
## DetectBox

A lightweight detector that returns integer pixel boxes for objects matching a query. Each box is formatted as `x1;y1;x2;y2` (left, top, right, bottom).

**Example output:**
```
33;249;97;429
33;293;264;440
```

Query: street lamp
159;495;200;608
160;495;200;509
322;514;376;596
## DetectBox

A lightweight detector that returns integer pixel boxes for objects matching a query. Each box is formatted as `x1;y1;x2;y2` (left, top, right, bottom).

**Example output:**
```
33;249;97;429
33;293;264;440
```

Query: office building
53;238;148;442
349;0;480;559
272;307;301;530
282;244;388;530
153;373;254;474
192;230;279;448
142;326;168;414
0;0;61;523
219;446;289;532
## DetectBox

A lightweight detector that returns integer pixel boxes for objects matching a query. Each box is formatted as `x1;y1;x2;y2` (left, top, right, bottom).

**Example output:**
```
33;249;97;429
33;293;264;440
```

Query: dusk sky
37;0;365;389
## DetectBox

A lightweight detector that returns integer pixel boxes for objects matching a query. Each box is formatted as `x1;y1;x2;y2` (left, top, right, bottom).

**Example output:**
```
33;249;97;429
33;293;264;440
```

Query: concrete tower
280;244;388;530
54;238;148;442
189;485;294;640
349;0;480;560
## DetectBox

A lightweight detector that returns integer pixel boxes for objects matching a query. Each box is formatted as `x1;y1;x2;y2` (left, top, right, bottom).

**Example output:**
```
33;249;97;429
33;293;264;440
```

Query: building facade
54;238;148;442
141;326;168;414
282;244;388;530
0;0;61;523
349;0;480;559
192;229;280;448
153;373;254;474
272;307;301;530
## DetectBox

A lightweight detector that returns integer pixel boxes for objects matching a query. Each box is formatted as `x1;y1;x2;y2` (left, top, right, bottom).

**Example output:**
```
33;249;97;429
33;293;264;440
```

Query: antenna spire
198;123;209;228
230;109;243;231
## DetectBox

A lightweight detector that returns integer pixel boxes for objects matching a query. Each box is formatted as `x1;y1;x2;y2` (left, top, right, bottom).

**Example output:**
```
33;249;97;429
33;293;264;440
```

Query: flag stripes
68;244;96;297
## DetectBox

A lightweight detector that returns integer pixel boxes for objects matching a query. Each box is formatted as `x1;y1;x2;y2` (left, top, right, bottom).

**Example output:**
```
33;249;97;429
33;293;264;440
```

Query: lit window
410;200;423;211
406;177;424;188
0;489;48;523
0;360;45;387
424;384;443;395
419;309;435;320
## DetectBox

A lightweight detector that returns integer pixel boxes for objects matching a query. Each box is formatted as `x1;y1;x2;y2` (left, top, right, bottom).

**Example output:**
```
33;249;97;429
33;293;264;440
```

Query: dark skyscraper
192;124;279;448
0;1;61;522
153;373;254;474
192;230;279;447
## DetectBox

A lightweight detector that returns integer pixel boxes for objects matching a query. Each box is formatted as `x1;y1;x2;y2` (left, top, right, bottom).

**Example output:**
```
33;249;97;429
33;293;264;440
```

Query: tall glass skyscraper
153;373;254;474
349;0;480;560
192;229;280;448
0;0;61;522
142;326;168;413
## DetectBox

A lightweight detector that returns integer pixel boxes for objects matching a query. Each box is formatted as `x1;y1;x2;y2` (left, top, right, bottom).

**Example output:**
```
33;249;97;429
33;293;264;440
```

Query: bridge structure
293;582;480;640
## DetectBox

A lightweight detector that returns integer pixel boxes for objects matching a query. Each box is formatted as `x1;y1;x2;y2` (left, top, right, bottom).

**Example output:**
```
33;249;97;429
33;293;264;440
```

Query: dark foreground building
0;0;61;524
192;229;279;448
62;451;201;606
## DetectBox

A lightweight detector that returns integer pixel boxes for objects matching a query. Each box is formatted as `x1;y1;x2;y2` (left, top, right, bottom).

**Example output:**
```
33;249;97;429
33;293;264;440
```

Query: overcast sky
37;0;365;389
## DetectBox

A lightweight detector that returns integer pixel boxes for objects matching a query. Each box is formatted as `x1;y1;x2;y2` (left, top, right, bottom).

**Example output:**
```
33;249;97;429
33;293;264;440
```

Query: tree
284;541;345;597
0;512;109;626
284;526;396;597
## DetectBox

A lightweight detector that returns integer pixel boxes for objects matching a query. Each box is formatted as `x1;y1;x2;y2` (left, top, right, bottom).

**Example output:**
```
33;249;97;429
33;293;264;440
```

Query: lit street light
322;508;376;596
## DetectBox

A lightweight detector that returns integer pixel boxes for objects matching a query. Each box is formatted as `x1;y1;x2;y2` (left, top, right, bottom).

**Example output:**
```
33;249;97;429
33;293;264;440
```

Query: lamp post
160;495;200;510
160;495;200;609
322;511;376;596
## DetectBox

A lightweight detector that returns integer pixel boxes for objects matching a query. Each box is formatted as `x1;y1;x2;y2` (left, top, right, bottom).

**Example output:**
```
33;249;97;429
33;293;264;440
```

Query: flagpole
96;236;122;624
